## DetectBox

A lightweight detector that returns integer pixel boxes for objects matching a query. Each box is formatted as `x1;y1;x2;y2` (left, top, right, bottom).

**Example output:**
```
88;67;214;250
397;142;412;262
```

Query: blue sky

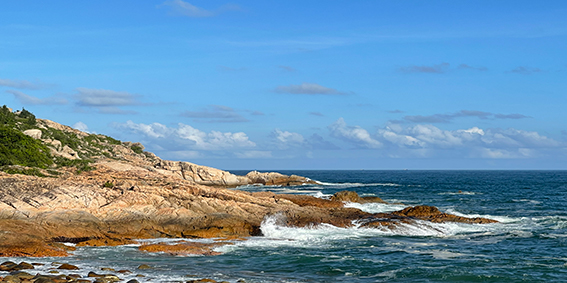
1;1;566;170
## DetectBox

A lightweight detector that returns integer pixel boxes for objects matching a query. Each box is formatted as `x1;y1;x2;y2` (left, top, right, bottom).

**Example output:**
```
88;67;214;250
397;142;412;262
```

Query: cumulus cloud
400;62;450;74
376;123;563;158
115;120;255;151
181;105;249;123
404;110;531;123
508;66;542;75
328;118;382;148
75;87;141;114
72;122;89;132
160;0;240;18
0;78;51;90
271;129;307;149
274;83;350;95
6;90;67;105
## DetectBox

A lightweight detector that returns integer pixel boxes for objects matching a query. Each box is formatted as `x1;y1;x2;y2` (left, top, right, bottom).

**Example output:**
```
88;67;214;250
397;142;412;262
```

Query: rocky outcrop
330;190;387;204
0;112;498;257
153;161;315;187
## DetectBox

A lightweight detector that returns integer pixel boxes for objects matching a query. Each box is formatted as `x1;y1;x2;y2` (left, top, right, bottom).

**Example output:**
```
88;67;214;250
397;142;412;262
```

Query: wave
443;208;522;223
216;214;496;254
315;181;402;188
344;202;407;213
438;191;480;196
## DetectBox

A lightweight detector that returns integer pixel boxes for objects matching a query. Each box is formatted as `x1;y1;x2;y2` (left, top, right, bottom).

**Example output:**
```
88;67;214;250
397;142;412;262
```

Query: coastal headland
0;107;497;258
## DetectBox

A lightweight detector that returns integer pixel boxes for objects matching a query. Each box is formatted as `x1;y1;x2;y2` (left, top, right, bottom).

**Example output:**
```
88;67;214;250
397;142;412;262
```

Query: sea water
2;170;567;282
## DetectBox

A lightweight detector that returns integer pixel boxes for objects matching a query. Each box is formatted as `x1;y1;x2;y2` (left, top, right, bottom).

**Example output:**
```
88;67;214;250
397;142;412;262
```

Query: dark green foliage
0;126;53;168
0;105;16;126
19;108;36;126
131;145;144;154
103;181;114;188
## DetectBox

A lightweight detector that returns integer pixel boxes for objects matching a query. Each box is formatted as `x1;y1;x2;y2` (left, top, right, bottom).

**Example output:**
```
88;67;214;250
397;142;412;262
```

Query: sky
1;0;566;170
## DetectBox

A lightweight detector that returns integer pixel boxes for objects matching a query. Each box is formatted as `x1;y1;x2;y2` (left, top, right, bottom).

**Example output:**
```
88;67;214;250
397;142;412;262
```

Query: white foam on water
344;202;407;213
315;181;401;188
438;191;480;195
217;214;497;254
512;199;543;205
444;208;521;223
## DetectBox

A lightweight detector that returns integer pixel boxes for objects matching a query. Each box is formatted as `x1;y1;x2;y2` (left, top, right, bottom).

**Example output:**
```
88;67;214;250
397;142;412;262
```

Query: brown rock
139;242;226;256
57;263;79;270
136;265;151;270
392;205;498;224
330;191;386;204
276;194;343;208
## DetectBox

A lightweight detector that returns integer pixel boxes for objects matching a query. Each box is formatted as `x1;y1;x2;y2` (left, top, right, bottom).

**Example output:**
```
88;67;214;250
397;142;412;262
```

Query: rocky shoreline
0;260;231;283
0;110;497;264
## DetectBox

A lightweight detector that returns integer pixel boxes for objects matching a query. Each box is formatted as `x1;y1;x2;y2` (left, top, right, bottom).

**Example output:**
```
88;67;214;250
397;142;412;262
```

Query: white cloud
271;129;306;149
115;121;255;151
274;83;349;95
72;122;89;132
375;123;564;158
328;118;382;148
6;90;67;105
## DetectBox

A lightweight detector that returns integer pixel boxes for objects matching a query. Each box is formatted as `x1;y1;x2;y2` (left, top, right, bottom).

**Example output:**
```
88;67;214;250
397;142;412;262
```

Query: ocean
2;170;567;282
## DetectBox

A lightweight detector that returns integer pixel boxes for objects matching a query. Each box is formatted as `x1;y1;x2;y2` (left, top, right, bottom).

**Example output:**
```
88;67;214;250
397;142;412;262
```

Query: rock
136;265;151;270
2;275;21;283
13;262;34;271
57;263;80;270
9;271;34;280
392;205;498;224
126;280;139;283
276;194;343;208
245;171;315;186
330;191;386;204
23;129;42;139
0;261;17;271
88;272;102;277
117;270;131;274
139;242;224;256
101;267;115;271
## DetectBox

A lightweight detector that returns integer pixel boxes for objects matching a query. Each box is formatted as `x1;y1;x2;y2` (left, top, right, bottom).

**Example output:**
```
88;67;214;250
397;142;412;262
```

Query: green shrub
103;181;114;188
0;126;53;168
131;145;144;154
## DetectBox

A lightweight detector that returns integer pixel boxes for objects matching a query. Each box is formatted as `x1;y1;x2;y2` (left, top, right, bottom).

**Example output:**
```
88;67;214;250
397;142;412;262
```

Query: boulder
23;129;42;139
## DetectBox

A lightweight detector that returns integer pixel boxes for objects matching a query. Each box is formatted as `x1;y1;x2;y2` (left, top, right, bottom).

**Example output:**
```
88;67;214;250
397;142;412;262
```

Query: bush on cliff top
0;126;53;168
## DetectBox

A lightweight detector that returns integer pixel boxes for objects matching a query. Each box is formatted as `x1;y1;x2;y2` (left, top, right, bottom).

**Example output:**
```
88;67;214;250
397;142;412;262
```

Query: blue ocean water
3;170;567;282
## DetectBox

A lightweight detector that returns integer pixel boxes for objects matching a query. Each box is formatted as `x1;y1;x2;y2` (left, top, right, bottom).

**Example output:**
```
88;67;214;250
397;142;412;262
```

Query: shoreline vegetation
0;106;497;281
